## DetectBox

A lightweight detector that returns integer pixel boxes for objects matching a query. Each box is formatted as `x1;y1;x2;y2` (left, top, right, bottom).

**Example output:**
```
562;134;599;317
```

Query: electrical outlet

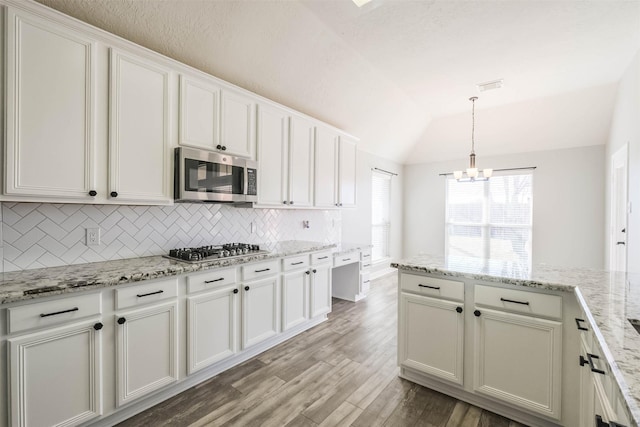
250;221;256;234
302;220;310;229
86;228;100;246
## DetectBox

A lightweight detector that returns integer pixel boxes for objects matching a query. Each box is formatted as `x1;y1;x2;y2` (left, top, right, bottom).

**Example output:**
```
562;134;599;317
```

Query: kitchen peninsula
392;255;640;427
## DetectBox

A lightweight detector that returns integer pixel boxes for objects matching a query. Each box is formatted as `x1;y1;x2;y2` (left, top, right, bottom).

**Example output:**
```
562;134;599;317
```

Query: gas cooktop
165;243;267;263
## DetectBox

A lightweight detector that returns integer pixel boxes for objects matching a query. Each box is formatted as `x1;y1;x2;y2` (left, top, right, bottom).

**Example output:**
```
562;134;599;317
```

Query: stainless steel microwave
174;147;257;203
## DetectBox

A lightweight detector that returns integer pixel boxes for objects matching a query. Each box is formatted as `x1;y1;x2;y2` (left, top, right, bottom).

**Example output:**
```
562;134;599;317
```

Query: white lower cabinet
310;263;332;318
115;301;178;407
187;285;239;375
473;307;562;420
8;319;103;427
399;292;464;385
241;276;280;349
282;270;309;331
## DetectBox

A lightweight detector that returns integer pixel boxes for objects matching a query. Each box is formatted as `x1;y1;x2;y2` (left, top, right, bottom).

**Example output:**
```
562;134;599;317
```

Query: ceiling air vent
477;79;504;92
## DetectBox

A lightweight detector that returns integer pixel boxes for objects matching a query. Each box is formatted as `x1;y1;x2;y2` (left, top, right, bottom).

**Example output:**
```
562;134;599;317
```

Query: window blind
372;171;392;261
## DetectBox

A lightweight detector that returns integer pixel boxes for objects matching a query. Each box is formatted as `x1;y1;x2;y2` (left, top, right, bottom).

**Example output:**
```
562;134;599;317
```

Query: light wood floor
117;274;527;427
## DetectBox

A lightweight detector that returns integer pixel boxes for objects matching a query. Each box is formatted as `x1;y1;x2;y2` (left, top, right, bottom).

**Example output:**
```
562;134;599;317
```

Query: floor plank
116;273;527;427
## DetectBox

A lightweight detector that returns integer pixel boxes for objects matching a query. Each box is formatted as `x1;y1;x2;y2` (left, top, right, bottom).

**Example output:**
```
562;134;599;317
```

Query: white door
610;144;628;272
187;285;238;375
179;74;221;150
338;136;357;208
242;276;280;349
115;302;178;407
474;307;562;420
399;292;464;385
310;264;333;318
8;320;103;427
256;104;289;206
289;115;315;207
5;8;97;199
282;270;309;331
314;126;339;208
221;89;256;158
109;49;171;204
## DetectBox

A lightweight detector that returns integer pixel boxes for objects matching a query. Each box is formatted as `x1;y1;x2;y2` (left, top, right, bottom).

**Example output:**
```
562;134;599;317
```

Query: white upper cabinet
314;126;339;208
256;103;289;206
179;75;221;150
4;7;97;200
288;115;315;207
338;136;357;208
109;49;172;204
221;89;256;158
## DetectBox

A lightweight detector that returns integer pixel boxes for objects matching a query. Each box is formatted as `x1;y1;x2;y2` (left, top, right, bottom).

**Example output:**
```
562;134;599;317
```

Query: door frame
609;144;628;272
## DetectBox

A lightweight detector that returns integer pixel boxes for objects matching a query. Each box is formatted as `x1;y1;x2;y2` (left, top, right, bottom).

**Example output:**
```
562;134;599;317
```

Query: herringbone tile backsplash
0;202;342;272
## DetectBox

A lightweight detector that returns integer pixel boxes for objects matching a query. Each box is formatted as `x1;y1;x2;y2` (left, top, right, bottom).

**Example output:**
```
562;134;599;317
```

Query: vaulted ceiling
35;0;640;164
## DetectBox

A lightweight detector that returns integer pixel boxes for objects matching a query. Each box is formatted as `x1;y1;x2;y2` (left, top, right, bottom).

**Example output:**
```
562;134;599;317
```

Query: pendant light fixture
453;96;493;182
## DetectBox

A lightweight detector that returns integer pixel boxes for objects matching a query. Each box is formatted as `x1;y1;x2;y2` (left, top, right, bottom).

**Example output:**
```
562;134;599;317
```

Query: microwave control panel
247;169;257;196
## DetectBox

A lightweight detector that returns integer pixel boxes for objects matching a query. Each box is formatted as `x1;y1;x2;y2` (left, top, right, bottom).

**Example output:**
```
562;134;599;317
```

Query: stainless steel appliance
165;243;267;263
174;147;258;203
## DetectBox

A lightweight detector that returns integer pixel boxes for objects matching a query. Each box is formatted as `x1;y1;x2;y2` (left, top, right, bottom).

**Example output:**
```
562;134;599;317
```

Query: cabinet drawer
475;285;562;320
282;254;310;271
401;274;464;302
7;292;102;334
187;267;237;294
334;252;359;268
361;249;372;262
311;251;332;265
115;278;178;311
242;259;280;281
361;272;371;293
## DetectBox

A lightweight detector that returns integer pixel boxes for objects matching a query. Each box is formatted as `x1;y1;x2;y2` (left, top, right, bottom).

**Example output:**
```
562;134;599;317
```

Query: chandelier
453;96;493;182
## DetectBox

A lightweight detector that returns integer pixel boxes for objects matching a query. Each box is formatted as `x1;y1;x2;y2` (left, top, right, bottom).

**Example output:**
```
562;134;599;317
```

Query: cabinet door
242;276;279;349
256;104;289;206
179;74;221;150
187;285;238;375
310;264;332;318
115;301;178;407
221;89;256;158
8;319;102;427
474;307;562;420
289;115;315;207
5;8;97;199
399;293;464;385
282;270;309;331
109;49;171;204
314;126;338;208
338;136;357;208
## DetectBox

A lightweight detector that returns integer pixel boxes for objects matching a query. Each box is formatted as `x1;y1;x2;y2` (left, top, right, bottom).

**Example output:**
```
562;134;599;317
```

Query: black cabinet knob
306;271;310;275
290;201;294;205
313;269;317;273
89;190;97;197
283;201;288;205
117;317;126;324
222;146;227;151
93;322;103;330
110;191;118;198
244;286;250;291
456;307;463;313
216;144;222;150
233;288;239;294
474;310;481;317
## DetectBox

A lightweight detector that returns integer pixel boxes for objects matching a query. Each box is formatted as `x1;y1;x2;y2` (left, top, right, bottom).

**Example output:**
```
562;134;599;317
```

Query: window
445;173;533;269
372;170;391;261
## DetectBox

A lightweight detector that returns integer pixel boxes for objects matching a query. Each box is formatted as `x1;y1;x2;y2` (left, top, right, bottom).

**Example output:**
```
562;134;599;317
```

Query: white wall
605;50;640;273
342;150;403;276
403;145;606;269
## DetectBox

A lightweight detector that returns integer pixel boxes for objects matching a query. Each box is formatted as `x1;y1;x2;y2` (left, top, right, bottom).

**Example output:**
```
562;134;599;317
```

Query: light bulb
453;170;463;180
467;168;478;179
483;168;493;179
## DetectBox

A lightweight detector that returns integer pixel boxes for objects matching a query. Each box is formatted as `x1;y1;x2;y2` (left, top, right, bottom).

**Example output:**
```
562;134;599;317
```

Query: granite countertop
392;254;640;426
0;240;336;304
332;242;373;256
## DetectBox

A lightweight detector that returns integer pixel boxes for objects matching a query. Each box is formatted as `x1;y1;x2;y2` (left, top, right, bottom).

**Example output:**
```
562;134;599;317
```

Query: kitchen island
392;254;640;427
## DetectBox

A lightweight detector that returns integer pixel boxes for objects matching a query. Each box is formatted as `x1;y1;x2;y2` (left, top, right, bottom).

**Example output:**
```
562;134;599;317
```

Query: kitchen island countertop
392;254;640;426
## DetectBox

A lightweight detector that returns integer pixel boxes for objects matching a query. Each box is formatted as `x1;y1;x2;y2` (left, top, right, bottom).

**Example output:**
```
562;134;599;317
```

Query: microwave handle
243;165;248;196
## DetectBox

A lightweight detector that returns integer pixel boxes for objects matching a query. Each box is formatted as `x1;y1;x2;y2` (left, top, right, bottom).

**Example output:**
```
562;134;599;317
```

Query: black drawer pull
291;261;304;265
595;414;627;427
204;278;225;284
364;280;370;283
575;318;589;331
255;268;271;273
40;307;79;318
500;297;529;305
342;258;351;261
363;254;371;258
317;256;329;260
418;284;440;290
137;290;164;298
580;353;606;375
